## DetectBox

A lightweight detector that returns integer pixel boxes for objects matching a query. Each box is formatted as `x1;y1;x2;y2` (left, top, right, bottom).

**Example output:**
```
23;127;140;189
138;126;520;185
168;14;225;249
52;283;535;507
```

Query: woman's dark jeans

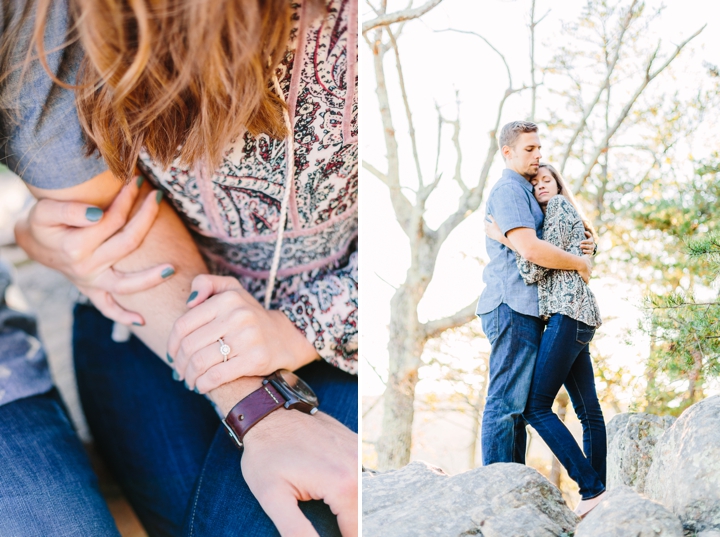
73;303;358;537
523;313;606;499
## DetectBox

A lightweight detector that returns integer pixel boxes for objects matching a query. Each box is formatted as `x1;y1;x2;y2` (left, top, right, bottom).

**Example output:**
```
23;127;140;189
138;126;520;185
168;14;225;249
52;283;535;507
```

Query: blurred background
0;169;146;536
361;0;720;504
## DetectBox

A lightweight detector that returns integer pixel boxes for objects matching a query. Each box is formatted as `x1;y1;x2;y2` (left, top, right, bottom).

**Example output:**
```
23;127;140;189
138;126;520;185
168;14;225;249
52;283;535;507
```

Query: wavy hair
31;0;324;181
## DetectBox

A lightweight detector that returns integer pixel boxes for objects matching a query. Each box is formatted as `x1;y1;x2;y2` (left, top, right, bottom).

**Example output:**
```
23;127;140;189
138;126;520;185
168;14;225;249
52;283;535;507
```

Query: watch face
277;369;318;405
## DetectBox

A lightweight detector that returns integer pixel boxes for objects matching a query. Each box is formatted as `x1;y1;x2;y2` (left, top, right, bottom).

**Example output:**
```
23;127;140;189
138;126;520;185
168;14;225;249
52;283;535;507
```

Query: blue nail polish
194;387;199;394
132;322;142;327
155;190;164;204
85;207;103;222
186;291;198;303
166;353;173;364
184;380;189;390
172;370;179;381
136;175;144;187
161;267;175;279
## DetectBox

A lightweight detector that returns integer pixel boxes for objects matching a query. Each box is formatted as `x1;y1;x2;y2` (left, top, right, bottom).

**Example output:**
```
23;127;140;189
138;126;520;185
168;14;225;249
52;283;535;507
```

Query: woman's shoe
574;490;607;519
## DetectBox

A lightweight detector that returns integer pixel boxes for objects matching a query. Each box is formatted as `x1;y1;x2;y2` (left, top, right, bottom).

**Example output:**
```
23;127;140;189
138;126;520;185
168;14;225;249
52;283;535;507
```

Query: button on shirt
476;168;545;318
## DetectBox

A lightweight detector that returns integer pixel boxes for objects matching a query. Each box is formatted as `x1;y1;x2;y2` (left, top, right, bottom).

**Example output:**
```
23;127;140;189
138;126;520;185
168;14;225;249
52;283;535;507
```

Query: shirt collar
502;168;534;193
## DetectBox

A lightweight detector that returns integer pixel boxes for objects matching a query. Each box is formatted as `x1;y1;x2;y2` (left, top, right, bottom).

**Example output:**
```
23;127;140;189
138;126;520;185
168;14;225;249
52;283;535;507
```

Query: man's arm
20;171;272;413
506;227;592;283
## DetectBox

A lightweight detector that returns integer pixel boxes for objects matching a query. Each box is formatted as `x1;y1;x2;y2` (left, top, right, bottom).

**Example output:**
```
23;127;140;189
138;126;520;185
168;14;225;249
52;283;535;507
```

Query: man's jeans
73;303;358;537
0;389;120;537
480;303;544;465
523;314;606;499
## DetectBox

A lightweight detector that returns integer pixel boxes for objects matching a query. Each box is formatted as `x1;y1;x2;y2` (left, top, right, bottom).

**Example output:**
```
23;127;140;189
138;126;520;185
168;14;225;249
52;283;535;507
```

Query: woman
7;0;357;535
486;163;606;517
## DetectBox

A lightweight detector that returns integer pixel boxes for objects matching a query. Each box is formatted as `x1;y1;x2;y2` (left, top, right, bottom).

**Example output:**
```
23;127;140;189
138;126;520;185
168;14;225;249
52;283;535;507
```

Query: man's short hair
499;121;538;150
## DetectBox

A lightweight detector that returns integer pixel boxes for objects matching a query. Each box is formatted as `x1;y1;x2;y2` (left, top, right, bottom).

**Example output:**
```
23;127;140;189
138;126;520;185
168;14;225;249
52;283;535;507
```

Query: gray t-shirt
0;0;108;406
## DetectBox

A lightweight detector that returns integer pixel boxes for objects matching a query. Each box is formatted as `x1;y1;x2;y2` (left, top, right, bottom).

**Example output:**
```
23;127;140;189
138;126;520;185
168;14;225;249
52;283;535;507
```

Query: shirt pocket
576;322;595;346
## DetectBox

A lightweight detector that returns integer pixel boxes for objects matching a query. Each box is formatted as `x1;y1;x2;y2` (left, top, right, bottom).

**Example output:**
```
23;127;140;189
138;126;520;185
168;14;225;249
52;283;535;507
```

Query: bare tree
364;0;531;470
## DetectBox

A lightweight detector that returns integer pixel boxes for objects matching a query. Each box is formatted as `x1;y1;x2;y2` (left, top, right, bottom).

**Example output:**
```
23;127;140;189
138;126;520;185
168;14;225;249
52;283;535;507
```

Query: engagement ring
219;338;231;362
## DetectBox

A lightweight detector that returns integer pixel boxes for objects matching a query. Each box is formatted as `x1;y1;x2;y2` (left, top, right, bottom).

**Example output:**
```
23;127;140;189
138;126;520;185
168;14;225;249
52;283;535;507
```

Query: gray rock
362;460;578;537
575;486;682;537
606;412;675;493
645;396;720;533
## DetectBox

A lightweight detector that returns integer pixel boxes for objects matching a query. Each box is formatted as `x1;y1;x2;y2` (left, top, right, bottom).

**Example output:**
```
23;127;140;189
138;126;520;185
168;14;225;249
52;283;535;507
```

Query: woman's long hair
30;0;324;181
539;163;598;242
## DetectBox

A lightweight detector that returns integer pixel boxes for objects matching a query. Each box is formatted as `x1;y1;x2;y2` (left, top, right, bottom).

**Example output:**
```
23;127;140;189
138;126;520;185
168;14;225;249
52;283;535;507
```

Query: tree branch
571;24;705;191
436;28;513;89
559;0;638;174
363;0;444;34
423;301;478;340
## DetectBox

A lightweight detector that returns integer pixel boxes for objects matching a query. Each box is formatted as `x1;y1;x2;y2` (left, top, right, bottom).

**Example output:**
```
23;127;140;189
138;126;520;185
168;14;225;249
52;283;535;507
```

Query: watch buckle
221;418;244;449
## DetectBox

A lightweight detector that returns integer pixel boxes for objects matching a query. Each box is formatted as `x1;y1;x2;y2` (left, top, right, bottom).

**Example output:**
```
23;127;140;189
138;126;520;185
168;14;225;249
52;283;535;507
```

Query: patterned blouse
516;195;602;328
138;0;358;373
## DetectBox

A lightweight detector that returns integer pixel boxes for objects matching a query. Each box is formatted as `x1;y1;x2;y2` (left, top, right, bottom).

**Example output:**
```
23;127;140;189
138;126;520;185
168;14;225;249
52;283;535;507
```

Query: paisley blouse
516;195;602;328
138;0;358;373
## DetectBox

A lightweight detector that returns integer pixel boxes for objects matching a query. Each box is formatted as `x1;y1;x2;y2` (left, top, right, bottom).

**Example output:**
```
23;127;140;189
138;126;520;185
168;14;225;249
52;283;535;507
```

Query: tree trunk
377;280;427;470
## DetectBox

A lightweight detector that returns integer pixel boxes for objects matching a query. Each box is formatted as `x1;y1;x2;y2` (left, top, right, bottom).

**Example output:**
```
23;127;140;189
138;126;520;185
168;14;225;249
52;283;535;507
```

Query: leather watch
221;369;319;449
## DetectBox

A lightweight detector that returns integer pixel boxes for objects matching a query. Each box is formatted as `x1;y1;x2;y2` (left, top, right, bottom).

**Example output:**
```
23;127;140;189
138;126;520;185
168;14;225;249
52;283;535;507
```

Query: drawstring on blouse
263;73;295;310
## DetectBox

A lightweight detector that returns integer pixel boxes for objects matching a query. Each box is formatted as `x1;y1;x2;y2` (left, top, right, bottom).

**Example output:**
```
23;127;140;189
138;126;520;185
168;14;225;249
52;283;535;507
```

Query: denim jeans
0;389;120;537
523;313;606;499
73;303;357;537
480;303;544;465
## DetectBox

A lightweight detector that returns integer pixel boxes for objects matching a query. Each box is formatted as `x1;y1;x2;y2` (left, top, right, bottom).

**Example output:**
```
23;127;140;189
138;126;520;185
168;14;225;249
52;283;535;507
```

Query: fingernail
155;190;164;204
194;387;199;394
132;321;142;327
186;291;198;303
85;207;103;222
166;353;173;364
184;380;189;390
136;175;144;187
161;267;175;279
172;370;180;381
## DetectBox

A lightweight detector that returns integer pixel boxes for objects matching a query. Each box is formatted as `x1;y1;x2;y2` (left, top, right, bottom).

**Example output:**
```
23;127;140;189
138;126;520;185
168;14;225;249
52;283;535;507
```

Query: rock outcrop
362;460;578;537
645;395;720;534
606;412;675;493
574;486;682;537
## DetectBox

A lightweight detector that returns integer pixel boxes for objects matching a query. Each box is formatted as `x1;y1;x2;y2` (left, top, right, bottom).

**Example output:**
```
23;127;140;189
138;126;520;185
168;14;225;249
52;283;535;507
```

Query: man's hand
242;410;358;537
580;230;596;256
14;177;173;325
578;255;593;284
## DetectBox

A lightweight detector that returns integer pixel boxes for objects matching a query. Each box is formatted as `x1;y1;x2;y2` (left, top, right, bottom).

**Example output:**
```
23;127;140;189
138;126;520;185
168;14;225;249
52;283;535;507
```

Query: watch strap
223;382;285;447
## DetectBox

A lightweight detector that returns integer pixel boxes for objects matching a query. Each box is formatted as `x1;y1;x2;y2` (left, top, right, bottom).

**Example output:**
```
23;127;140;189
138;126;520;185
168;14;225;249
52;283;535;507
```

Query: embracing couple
476;121;607;517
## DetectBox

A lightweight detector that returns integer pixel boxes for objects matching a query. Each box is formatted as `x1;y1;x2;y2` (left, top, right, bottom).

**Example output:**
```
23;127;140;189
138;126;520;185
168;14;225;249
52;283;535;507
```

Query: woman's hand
167;274;320;393
484;214;505;243
14;177;174;326
580;231;596;256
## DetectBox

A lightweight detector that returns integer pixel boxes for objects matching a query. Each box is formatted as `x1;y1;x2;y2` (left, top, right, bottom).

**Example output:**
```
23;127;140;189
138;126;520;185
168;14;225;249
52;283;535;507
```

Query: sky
359;0;720;397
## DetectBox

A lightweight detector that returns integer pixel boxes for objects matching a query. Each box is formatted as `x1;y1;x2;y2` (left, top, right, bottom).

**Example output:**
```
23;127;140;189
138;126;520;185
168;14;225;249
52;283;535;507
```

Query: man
476;121;594;465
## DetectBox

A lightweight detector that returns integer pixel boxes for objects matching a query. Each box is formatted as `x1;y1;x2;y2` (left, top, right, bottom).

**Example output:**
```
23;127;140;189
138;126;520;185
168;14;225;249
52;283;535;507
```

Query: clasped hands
14;177;357;537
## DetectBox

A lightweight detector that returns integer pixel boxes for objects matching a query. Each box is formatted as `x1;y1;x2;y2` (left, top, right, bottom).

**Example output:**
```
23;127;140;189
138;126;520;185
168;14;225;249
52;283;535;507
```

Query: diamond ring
219;338;231;362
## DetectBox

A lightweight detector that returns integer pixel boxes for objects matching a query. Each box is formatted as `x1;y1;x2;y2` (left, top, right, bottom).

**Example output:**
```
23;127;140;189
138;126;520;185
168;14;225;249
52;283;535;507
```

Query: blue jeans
0;389;120;537
480;303;544;465
523;314;606;499
73;303;358;537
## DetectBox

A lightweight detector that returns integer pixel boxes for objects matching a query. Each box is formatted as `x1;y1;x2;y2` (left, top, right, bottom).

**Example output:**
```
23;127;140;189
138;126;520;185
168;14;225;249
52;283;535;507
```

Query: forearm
518;238;583;271
26;173;261;415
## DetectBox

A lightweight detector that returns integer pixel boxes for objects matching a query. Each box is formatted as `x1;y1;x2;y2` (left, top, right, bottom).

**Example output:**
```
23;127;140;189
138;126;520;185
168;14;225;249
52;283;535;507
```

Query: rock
575;486;682;537
645;396;720;533
606;412;675;493
362;460;578;537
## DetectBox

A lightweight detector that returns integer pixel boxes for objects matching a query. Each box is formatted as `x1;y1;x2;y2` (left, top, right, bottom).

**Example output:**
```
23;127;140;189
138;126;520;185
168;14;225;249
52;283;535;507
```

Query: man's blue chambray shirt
476;168;545;318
